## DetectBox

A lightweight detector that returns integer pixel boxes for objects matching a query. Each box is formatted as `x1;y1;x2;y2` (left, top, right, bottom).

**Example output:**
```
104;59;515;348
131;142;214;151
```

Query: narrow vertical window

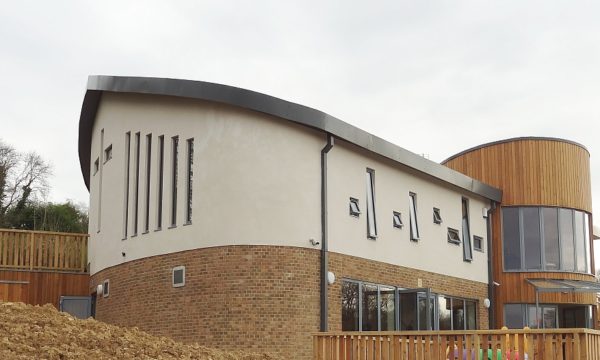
462;198;472;261
366;169;377;239
502;207;521;270
171;136;179;227
98;129;104;233
144;134;152;233
156;135;164;230
123;132;131;239
185;138;194;224
132;132;141;235
409;192;419;241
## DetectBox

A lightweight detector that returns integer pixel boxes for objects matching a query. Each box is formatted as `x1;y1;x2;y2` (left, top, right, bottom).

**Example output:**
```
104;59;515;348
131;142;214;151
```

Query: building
79;76;503;359
443;138;598;329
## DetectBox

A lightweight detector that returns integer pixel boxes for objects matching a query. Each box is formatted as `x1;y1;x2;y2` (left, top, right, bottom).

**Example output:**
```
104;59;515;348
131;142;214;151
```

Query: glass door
399;288;435;330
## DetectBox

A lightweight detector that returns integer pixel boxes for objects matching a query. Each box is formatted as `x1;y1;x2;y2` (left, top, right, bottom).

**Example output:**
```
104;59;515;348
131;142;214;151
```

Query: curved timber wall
443;138;595;328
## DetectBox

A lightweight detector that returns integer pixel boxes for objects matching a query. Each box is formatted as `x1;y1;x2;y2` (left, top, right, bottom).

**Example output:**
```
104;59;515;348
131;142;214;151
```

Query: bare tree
0;140;18;216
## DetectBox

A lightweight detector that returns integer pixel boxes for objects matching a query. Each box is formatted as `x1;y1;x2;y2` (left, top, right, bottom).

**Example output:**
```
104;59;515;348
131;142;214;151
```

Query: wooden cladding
443;139;592;212
0;270;89;309
0;229;88;273
314;329;600;360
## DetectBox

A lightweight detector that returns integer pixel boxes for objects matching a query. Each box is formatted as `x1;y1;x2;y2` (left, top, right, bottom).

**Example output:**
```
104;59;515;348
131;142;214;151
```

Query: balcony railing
314;329;600;359
0;228;88;273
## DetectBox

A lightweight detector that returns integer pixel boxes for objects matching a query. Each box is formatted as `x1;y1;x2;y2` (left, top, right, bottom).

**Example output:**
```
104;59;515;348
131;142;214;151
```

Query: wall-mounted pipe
486;200;497;329
320;134;334;332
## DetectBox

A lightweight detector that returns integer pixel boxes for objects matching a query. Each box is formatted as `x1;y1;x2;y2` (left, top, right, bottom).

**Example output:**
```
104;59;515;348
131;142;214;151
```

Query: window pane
438;296;452;330
380;286;396;331
504;304;524;329
559;208;575;271
400;293;417;330
502;208;521;270
341;281;359;331
542;208;560;270
574;211;586;272
409;193;419;240
465;301;477;330
366;171;377;238
585;214;591;273
527;305;540;329
543;307;557;329
452;299;465;330
523;207;542;269
362;284;378;331
418;294;434;330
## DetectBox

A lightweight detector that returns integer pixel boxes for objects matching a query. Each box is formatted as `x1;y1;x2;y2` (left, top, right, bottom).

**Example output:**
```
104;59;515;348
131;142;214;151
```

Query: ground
0;302;280;360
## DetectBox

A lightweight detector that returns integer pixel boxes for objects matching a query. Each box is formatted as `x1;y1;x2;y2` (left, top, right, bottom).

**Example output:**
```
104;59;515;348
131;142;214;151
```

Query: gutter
486;201;498;329
320;134;334;332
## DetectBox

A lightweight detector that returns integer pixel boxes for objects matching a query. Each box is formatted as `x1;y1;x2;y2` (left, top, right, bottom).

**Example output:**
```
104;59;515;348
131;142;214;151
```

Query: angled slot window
104;144;113;163
409;192;419;241
473;235;484;252
172;266;185;288
447;228;460;244
132;132;141;236
393;211;403;229
144;134;152;233
366;169;377;239
185;138;194;224
462;198;472;261
433;207;442;224
123;132;131;239
156;135;164;230
170;136;179;227
93;158;99;175
349;197;360;217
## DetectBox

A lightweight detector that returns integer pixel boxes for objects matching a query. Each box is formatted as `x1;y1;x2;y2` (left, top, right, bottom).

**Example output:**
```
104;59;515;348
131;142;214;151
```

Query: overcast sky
1;1;599;227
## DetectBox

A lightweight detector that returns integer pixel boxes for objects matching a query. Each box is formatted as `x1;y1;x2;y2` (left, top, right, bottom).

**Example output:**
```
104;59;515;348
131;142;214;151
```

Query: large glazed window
502;206;591;273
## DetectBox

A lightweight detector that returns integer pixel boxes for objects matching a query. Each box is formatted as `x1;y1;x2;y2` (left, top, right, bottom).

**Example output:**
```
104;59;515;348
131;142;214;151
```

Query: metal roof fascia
78;75;502;202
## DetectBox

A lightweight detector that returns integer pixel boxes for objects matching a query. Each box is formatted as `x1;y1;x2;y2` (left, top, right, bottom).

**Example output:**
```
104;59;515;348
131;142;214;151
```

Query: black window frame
349;197;361;217
433;207;442;224
393;211;403;229
409;192;419;241
447;228;461;245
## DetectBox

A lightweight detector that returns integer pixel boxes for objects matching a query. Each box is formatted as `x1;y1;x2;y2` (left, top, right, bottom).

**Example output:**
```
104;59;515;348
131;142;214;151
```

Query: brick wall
91;245;489;360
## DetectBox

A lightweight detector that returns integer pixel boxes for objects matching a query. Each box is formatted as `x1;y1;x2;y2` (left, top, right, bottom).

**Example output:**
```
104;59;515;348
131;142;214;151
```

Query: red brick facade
91;246;488;360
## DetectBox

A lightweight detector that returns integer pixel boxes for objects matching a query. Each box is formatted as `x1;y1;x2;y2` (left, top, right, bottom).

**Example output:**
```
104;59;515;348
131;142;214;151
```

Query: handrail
0;228;89;273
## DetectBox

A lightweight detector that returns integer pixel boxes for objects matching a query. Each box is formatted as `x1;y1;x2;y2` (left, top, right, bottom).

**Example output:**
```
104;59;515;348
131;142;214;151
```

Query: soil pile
0;302;280;360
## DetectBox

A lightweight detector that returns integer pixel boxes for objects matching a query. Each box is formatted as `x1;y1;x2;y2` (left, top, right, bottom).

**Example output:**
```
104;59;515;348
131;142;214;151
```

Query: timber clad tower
79;76;597;360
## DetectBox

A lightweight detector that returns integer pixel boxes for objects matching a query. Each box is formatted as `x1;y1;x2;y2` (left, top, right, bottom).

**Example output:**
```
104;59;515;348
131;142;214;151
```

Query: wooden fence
0;228;88;273
314;329;600;359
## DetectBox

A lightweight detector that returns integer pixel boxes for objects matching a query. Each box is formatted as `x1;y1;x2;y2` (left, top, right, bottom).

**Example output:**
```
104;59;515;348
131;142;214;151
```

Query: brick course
91;245;488;360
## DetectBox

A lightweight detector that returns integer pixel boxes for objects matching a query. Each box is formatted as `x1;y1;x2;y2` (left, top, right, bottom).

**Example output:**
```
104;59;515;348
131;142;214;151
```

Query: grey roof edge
78;75;502;202
442;136;590;165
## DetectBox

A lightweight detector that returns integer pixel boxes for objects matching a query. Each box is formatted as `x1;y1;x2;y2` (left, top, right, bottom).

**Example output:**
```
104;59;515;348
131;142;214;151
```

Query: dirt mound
0;302;280;360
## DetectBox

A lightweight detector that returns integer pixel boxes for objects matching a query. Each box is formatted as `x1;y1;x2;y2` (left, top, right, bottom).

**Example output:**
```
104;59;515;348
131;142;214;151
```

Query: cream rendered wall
327;141;489;283
88;93;324;275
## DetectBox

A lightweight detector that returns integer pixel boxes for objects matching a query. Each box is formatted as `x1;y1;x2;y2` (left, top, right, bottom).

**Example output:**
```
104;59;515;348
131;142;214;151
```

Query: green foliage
2;201;88;233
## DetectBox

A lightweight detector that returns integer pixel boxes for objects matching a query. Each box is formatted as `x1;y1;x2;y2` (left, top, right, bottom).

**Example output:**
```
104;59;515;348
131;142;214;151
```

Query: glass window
452;299;465;330
465;301;477;330
462;199;472;262
133;132;141;235
438;296;452;330
559;208;575;271
349;198;360;217
104;144;113;163
361;284;378;331
171;136;179;227
380;286;396;331
542;307;557;329
185;138;194;224
366;170;377;239
156;135;164;230
542;208;560;270
504;304;524;329
473;236;483;252
400;292;417;330
523;207;542;269
527;305;540;328
341;281;359;331
144;134;152;233
393;211;403;229
123;132;131;238
503;207;521;270
574;211;586;272
433;208;442;224
409;193;419;241
417;294;434;330
584;214;591;274
447;228;460;244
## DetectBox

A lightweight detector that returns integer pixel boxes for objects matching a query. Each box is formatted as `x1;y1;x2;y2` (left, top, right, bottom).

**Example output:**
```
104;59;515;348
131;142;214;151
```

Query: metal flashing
78;75;502;201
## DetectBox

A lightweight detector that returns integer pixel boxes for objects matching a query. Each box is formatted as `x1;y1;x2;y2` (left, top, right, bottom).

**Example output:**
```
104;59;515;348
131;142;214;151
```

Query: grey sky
1;1;599;226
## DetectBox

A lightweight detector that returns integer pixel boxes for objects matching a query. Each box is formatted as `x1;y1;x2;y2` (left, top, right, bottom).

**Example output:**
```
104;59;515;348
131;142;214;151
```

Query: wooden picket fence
314;329;600;359
0;228;88;273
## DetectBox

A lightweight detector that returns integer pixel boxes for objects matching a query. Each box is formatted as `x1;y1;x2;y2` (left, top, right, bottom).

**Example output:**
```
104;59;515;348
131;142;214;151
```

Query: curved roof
442;136;589;165
78;75;502;201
